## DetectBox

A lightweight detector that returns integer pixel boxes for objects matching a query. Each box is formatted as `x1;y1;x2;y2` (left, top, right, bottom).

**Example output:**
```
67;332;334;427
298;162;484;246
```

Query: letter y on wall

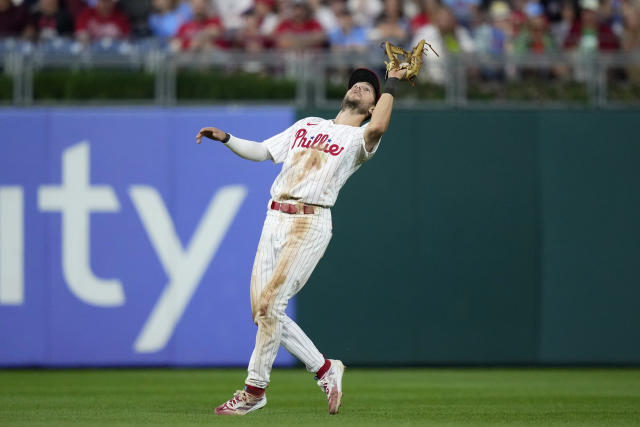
129;185;247;353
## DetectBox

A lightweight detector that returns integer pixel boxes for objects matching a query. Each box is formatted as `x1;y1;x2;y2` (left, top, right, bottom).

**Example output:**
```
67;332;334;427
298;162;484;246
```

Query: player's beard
341;94;371;116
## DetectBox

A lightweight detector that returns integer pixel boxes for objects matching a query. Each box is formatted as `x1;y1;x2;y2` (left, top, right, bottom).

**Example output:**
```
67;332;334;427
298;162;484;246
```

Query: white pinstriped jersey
263;117;381;207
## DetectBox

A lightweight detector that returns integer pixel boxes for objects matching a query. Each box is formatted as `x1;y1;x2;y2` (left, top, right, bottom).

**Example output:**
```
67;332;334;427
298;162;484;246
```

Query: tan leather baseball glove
384;39;439;83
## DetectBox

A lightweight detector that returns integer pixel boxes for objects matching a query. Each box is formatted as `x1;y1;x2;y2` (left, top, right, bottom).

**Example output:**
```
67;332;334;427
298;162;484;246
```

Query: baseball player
196;67;406;416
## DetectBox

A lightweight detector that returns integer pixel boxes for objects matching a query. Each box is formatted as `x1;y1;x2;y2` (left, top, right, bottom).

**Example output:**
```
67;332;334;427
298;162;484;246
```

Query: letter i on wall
0;187;24;305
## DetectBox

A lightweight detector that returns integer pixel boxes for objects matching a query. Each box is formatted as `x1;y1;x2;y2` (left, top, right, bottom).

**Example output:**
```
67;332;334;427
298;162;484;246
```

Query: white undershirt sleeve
224;135;272;162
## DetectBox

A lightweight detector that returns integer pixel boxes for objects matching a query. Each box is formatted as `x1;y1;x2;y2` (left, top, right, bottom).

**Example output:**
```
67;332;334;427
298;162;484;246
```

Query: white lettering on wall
0;187;24;305
38;142;124;307
130;185;247;353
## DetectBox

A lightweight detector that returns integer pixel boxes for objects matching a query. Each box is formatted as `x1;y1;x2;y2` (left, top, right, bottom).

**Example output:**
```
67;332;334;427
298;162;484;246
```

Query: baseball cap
580;0;599;11
524;2;544;18
490;1;510;20
348;68;381;101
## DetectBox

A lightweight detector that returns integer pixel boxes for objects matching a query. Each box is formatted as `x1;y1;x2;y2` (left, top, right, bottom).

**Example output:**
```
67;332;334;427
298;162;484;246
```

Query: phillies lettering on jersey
263;117;381;207
292;129;345;156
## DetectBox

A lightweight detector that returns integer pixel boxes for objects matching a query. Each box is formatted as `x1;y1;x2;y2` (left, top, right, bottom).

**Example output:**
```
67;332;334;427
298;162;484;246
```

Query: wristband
221;132;231;143
382;77;400;97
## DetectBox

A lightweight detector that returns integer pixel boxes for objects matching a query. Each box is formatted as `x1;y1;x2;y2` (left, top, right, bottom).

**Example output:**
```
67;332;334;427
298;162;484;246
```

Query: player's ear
368;105;375;116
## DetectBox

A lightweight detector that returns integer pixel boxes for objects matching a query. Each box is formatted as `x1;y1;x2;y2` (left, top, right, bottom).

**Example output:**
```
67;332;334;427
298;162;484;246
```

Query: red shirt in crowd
274;18;323;36
410;12;430;32
274;18;324;49
563;22;620;51
175;17;226;50
75;6;131;40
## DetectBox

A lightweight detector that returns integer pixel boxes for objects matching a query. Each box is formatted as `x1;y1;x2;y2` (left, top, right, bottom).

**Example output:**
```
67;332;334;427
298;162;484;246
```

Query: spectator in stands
541;0;566;27
513;1;558;54
621;0;640;50
550;0;575;46
441;0;480;29
75;0;131;44
0;0;28;37
600;0;625;38
347;0;383;28
148;0;192;40
563;0;619;51
474;0;514;56
621;1;640;81
172;0;225;51
119;0;153;36
509;0;530;34
234;8;271;51
368;0;409;46
514;2;570;79
410;0;439;34
310;0;346;33
328;8;368;51
254;0;278;36
473;0;513;80
24;0;74;42
212;0;253;32
273;0;326;50
412;6;475;83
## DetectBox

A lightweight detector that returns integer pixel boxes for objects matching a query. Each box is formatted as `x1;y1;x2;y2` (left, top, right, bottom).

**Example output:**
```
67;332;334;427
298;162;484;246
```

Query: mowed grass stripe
0;369;639;426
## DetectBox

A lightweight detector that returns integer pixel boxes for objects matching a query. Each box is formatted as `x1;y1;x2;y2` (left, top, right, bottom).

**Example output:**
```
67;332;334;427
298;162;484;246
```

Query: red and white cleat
316;359;345;414
214;390;267;415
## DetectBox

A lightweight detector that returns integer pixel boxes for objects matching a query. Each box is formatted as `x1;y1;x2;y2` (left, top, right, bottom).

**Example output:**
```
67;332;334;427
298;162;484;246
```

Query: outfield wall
0;107;295;366
1;108;638;366
297;109;640;365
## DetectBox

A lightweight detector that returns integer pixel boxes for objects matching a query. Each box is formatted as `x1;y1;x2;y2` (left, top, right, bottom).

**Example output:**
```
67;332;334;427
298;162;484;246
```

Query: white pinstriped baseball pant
245;204;332;389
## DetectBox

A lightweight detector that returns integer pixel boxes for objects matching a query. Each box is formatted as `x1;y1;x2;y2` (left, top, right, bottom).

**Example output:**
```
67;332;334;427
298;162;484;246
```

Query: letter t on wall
38;142;124;307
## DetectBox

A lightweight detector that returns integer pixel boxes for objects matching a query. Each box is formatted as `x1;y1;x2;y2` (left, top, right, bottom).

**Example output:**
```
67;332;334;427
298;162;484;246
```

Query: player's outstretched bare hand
196;127;227;144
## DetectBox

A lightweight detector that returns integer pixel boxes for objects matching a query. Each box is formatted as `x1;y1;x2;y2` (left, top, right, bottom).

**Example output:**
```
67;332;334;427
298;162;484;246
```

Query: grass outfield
1;368;639;426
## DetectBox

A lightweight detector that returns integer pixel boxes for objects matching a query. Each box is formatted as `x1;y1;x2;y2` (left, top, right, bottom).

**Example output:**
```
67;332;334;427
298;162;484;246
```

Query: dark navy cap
348;68;381;101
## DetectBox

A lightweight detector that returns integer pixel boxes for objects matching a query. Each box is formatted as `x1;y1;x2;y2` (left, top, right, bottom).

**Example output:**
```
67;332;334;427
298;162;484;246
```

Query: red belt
270;201;315;215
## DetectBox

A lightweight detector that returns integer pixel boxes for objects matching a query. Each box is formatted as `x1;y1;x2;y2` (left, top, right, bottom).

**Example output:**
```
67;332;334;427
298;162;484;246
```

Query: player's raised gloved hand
384;39;439;83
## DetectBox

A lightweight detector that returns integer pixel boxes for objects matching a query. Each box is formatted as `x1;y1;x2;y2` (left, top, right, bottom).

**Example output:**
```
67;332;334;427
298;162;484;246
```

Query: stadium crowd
1;0;639;85
1;0;639;52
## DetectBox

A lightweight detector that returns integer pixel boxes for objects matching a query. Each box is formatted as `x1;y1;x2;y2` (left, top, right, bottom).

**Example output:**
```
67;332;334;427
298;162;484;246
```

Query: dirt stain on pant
251;215;312;336
279;149;325;201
